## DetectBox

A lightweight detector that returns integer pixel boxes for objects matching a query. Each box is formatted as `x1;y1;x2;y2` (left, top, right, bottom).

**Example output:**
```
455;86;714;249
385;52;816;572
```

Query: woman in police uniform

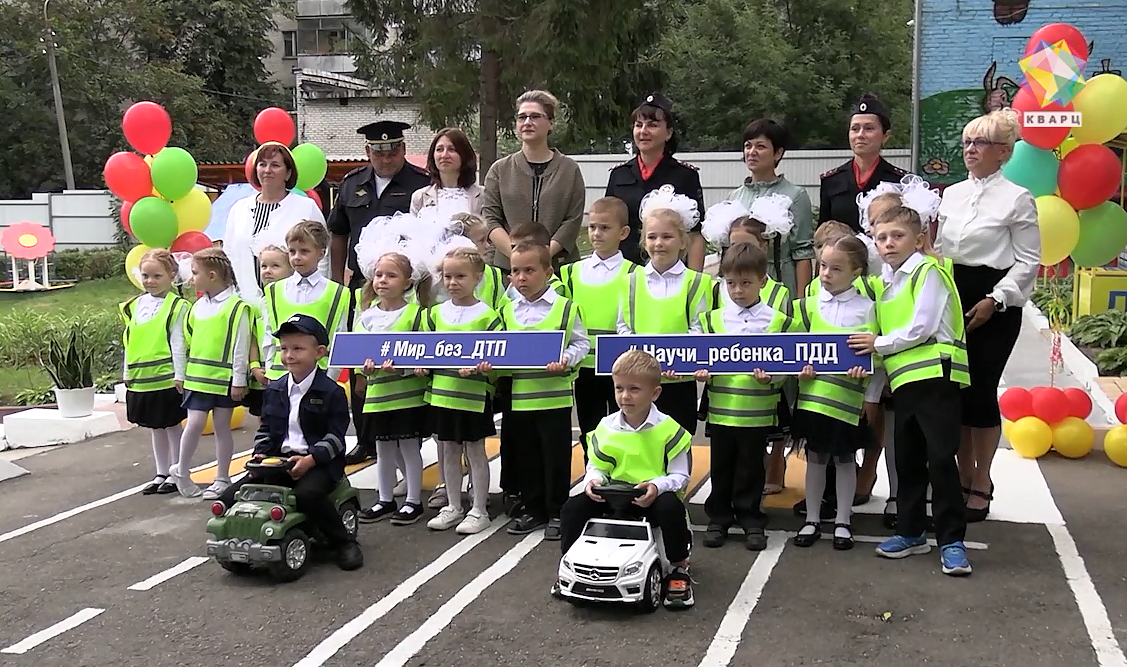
605;93;706;270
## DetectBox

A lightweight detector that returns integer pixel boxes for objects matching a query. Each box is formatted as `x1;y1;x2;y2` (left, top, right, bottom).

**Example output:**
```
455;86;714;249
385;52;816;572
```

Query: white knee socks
834;461;857;531
441;440;489;514
177;409;232;482
150;425;183;478
884;436;898;498
376;440;423;504
801;459;856;539
177;410;209;472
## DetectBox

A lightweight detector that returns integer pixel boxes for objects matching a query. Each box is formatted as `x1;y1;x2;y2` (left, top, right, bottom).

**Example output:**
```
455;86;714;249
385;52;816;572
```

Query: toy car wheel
218;559;252;576
268;529;311;582
339;499;361;538
638;563;662;613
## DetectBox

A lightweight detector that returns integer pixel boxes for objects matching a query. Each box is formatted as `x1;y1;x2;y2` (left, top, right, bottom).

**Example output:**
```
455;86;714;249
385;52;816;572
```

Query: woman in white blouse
223;142;328;308
935;108;1041;523
410;127;484;217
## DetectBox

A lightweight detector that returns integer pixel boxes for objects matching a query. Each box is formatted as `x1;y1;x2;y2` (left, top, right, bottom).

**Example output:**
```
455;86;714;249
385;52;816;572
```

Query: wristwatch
990;297;1004;312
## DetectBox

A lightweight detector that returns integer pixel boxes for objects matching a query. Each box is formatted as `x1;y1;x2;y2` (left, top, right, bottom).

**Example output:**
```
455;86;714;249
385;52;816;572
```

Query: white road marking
127;556;210;592
291;516;510;667
1047;524;1127;667
374;532;544;667
0;449;254;545
687;526;989;551
696;534;785;667
1;608;105;654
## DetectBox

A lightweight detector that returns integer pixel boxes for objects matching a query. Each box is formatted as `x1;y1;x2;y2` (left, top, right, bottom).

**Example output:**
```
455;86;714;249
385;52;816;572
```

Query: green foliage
1030;277;1073;330
40;323;95;389
14;387;56;407
1069;311;1127;349
51;248;128;281
0;308;123;378
1096;347;1127;377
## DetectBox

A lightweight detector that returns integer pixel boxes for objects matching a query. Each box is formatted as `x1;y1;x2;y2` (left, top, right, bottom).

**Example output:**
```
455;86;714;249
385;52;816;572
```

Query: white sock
834;461;857;529
375;440;399;503
177;410;209;473
803;460;827;526
884;435;898;498
165;424;183;469
435;445;446;489
396;449;407;480
398;438;424;504
464;439;489;514
211;407;235;483
441;440;464;509
151;428;171;477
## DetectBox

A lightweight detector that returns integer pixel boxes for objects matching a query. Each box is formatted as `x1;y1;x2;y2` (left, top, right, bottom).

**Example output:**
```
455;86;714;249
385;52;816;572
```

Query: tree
345;0;667;173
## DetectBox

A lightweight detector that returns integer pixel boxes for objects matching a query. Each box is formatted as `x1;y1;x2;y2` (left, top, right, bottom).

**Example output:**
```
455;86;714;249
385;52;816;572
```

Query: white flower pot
53;386;96;418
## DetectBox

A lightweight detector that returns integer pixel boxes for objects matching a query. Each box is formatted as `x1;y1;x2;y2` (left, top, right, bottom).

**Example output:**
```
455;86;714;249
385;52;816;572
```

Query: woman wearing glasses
935;108;1040;523
483;89;586;272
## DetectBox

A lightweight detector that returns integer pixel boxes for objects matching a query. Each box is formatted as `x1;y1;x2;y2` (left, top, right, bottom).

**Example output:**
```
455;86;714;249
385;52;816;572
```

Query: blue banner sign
328;331;565;369
594;334;873;375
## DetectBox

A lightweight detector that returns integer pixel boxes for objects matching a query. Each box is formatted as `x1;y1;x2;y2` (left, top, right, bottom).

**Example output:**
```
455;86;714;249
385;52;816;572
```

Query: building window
282;31;296;59
296;17;358;56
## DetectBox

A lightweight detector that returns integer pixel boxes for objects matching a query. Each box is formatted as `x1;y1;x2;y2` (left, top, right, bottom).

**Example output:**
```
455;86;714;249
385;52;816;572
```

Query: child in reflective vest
558;349;695;610
848;204;973;576
791;236;880;551
169;248;252;500
121;249;190;495
246;243;293;418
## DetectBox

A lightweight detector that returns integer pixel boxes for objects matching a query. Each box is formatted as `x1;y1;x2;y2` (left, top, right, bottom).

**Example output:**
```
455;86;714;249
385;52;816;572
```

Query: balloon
290;188;307;197
1002;141;1059;196
1071;202;1127;267
129;197;179;248
186;406;247;435
254;107;295;146
121;200;134;236
1009;416;1053;459
150;147;198;201
292;143;328;191
1057;144;1121;211
1011;87;1072;150
306;189;322;209
1032;386;1069;424
1035;195;1080;266
244;150;261;192
1071;74;1127;146
124;243;153;290
999;387;1035;422
1056;135;1079;159
1063;387;1093;419
121;101;172;156
172;188;213;235
1104;425;1127;467
1024;23;1089;61
1051;416;1094;458
1115;392;1127;424
170;231;212;255
103;152;153;203
1002;419;1013;441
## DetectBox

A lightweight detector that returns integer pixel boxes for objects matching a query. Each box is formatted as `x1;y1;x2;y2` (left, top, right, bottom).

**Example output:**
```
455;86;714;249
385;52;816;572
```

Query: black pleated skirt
431;397;496;443
126;387;187;430
792;408;875;465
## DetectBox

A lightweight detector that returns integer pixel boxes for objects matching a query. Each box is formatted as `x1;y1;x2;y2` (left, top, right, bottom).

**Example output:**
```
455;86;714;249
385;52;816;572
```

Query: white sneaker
456;509;490;535
169;464;201;498
393;479;407;497
427;505;465;531
201;479;230;500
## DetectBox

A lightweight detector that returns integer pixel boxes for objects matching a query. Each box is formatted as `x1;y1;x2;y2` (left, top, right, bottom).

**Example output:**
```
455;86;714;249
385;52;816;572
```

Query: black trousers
655;380;698;435
892;366;966;546
574;368;616;463
706;425;770;529
219;465;355;547
495;377;518;496
560;491;692;563
508;407;573;519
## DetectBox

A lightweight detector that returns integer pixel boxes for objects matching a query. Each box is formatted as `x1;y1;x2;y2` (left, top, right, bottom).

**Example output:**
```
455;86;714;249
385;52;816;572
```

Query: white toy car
555;484;673;613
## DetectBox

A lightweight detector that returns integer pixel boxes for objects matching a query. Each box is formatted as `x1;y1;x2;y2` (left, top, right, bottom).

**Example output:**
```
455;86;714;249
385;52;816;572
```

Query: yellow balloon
172;187;213;235
1035;195;1080;266
1104;425;1127;467
1070;74;1127;146
1010;416;1053;459
1057;135;1079;159
1051;416;1094;458
1002;419;1014;441
124;243;153;290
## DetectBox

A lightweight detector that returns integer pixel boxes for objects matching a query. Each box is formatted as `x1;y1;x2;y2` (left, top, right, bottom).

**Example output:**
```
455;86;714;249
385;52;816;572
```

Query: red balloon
1058;144;1121;210
121;101;172;156
305;189;322;209
1032;386;1070;425
1011;87;1072;150
103;152;153;203
244;150;261;191
1063;387;1092;419
1025;23;1089;61
999;387;1035;421
121;200;134;236
170;231;212;255
1116;393;1127;424
253;107;295;146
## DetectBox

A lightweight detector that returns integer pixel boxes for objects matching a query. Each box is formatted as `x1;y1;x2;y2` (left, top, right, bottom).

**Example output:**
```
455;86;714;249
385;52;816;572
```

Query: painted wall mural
919;0;1127;183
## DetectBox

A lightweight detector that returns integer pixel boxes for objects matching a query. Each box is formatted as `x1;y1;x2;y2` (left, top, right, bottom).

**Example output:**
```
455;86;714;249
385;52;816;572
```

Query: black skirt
953;263;1023;428
126;387;187;430
431;397;496;443
792;408;875;465
362;405;430;441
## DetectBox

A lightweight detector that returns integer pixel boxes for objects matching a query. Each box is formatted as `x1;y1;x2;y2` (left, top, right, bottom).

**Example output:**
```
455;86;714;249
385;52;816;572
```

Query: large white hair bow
748;193;794;239
639;185;700;232
355;213;436;283
701;200;751;247
855;181;903;233
897;174;942;225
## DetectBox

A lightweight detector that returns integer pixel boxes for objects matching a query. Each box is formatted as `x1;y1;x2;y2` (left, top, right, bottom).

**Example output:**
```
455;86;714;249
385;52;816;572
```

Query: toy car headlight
561;558;572;571
623;561;644;576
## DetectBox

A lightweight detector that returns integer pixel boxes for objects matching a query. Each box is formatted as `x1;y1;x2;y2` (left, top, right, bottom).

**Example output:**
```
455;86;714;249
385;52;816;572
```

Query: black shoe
358;501;398;523
792;523;821;547
883;498;897;529
792;499;836;520
503;493;524;517
507;513;547;535
543;518;561;541
344;444;375;466
337;542;364;570
389;501;424;525
744;527;768;551
141;476;167;495
663;566;695;609
965;487;993;523
156;481;178;494
703;524;729;548
832;523;854;551
852;493;871;506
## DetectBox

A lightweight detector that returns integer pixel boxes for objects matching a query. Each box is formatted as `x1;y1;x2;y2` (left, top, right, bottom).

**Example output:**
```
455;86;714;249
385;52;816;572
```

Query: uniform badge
381;133;388;140
659;184;675;194
646;95;654;103
859;102;868;112
356;188;367;198
309;398;323;405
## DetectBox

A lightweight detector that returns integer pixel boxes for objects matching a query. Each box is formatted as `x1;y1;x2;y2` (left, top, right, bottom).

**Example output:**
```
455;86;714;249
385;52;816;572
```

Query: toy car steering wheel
245;456;296;472
592;482;646;499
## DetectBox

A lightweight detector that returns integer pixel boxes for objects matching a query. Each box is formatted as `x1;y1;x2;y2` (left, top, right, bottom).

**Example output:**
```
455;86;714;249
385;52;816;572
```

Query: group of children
119;171;972;602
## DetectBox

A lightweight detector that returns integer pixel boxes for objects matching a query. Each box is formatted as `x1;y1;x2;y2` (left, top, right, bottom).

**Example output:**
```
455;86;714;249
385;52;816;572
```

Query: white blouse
935;170;1041;309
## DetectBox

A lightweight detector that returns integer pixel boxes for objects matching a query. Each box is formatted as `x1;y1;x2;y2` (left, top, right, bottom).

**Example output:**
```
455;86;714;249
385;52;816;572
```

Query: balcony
296;0;349;17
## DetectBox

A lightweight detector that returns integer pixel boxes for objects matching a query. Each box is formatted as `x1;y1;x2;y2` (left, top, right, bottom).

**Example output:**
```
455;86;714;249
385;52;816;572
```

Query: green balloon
292;143;327;191
1071;201;1127;267
129;196;179;248
1003;141;1059;197
150;147;198;201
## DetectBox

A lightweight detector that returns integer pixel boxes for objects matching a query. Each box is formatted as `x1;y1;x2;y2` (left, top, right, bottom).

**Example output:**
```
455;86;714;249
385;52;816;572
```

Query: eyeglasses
960;138;1000;149
516;113;548;123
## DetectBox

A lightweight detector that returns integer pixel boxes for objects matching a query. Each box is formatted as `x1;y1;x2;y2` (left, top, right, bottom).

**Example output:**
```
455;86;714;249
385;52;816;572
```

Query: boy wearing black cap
217;314;363;571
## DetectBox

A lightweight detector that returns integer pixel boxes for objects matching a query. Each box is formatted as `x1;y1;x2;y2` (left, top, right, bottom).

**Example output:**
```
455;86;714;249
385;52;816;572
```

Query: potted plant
39;324;96;418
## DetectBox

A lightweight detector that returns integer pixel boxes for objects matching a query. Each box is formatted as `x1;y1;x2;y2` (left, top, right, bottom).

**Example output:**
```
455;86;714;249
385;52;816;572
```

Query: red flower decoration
1;222;56;260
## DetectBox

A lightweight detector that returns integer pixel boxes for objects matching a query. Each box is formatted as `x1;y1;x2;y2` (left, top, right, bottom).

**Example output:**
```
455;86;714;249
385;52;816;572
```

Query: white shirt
374;174;392;198
508;288;589;367
122;293;188;382
874;252;956;357
615;260;709;334
935;169;1041;309
816;287;884;402
578;251;625;285
358;302;408;333
721;298;776;334
261;271;347;378
188;286;250;388
437;300;491;325
582;405;690;496
280;371;316;455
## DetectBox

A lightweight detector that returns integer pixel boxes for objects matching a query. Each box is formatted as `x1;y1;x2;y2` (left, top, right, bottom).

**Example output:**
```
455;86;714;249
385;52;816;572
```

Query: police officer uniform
604;93;705;264
817;94;907;233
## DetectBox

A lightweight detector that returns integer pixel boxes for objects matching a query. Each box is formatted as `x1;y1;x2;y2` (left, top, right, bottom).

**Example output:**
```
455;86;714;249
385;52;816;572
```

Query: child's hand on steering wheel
584;479;604;502
633;482;658;508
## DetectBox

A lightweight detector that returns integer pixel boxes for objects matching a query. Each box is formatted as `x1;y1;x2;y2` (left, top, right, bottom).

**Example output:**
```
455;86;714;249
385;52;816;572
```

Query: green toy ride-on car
205;457;360;582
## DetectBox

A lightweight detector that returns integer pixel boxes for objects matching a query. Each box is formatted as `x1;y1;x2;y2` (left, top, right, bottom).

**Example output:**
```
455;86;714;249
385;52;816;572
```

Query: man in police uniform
328;120;430;465
817;94;907;233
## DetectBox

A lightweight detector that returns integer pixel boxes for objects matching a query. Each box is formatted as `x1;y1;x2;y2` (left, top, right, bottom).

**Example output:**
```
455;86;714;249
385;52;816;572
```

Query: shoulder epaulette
674;158;699;171
407;162;429;176
342;165;367;180
890;163;908;176
820;164;847;180
610;159;633;171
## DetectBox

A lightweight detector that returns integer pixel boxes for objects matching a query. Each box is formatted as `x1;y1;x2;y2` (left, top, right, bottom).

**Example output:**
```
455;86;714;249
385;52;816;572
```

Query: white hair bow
701;200;751;247
748;193;794;239
639;186;700;232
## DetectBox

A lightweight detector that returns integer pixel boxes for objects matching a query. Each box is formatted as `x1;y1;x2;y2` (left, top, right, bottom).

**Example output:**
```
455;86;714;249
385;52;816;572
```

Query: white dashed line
127;556;210;591
1;608;105;654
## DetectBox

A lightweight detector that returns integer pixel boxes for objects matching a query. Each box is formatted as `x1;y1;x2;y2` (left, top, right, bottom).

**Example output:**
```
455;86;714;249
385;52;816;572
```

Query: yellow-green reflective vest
120;293;188;392
622;267;707;384
793;296;877;426
183;296;252;396
587;415;691;486
501;295;577;411
264;278;348;380
699;308;791;427
424;305;503;413
358;304;429;414
712;277;793;315
560;260;639;369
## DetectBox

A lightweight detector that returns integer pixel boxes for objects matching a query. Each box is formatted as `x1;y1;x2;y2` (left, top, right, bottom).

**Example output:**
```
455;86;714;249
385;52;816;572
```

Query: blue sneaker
940;542;972;576
875;534;931;559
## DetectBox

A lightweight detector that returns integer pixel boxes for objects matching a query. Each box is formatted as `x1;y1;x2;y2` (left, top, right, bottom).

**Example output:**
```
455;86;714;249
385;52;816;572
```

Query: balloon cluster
246;108;328;209
1099;395;1127;468
1000;24;1127;269
1000;386;1095;459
